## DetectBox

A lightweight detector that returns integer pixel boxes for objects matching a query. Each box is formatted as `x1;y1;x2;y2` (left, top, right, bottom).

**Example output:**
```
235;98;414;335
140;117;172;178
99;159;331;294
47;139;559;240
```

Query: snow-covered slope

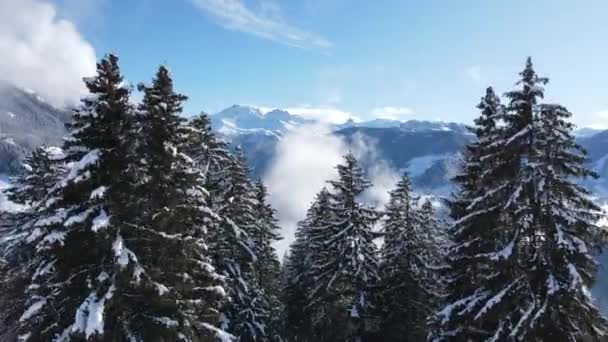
578;131;608;200
335;117;470;133
574;127;603;138
211;105;471;138
0;83;69;174
210;105;313;137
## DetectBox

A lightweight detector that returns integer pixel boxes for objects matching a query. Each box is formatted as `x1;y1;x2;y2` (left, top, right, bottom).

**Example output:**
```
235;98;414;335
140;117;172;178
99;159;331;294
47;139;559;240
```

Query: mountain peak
211;105;312;136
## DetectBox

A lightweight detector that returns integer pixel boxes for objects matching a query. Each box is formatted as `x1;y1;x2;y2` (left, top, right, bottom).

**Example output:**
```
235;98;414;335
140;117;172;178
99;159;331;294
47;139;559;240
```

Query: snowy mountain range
211;105;474;191
211;104;471;137
1;83;607;197
208;105;608;197
210;105;314;137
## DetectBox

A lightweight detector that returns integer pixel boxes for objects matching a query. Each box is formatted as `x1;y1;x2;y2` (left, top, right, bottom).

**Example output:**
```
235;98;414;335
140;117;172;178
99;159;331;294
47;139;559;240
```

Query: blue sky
50;0;608;126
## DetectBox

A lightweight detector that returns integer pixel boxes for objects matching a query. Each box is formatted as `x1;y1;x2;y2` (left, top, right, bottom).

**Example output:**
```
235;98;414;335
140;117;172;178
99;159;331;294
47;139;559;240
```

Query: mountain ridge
1;92;607;196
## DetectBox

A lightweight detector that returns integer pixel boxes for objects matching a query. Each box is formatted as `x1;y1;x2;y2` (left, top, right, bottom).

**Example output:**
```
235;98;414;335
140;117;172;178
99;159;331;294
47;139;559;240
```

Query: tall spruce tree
306;153;380;342
209;151;271;341
520;102;608;339
0;146;65;340
418;199;448;312
183;112;232;180
431;84;512;341
13;54;137;340
433;58;608;341
252;180;283;341
9;56;228;341
282;188;332;341
377;173;433;341
116;65;228;341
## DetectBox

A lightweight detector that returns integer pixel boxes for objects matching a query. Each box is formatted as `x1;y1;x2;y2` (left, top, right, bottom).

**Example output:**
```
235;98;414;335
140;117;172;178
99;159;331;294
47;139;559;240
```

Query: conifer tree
433;58;608;341
183;112;232;181
0;146;65;339
10;56;228;341
14;54;137;341
307;153;380;342
431;84;511;341
252;180;283;341
116;65;228;341
376;173;428;341
282;188;331;341
418;198;449;309
208;151;270;341
184;113;277;339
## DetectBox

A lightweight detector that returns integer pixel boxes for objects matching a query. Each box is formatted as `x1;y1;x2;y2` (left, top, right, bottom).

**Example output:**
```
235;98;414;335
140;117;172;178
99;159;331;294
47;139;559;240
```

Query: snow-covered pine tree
488;58;607;340
448;86;505;223
503;100;607;339
208;150;270;341
419;199;448;271
113;64;228;341
307;153;380;342
433;58;608;341
252;180;283;341
6;146;66;207
1;146;66;259
431;85;514;341
14;54;138;341
11;56;228;341
182;107;282;342
183;112;232;181
282;188;332;341
418;199;449;312
0;146;65;339
376;173;433;341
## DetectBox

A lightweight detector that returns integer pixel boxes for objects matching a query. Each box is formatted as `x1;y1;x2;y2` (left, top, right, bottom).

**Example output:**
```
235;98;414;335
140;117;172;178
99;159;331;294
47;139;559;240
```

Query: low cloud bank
0;0;96;107
264;125;399;257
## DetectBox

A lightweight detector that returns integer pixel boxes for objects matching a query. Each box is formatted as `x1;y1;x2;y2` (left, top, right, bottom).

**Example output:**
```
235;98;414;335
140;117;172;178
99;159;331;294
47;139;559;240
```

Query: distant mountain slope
1;97;606;197
578;131;608;198
335;126;470;169
334;126;471;192
211;105;313;137
213;105;608;196
0;84;69;173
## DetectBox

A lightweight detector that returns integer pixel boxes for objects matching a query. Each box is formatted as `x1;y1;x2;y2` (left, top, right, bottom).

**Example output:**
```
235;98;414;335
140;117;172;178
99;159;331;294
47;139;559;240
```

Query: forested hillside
1;55;607;341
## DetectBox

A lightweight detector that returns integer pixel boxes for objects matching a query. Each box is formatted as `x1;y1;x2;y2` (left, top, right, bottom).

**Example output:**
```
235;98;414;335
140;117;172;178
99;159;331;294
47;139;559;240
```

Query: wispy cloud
285;106;356;124
0;0;96;107
251;104;356;124
188;0;332;50
264;124;399;256
371;106;414;120
585;109;608;129
263;123;345;256
465;65;482;82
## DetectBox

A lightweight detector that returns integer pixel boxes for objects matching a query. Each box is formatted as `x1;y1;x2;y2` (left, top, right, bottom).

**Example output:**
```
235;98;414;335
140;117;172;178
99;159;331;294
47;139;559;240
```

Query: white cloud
584;110;608;130
0;0;97;107
189;0;332;50
263;124;346;256
465;65;482;82
284;106;357;124
349;133;400;207
250;104;356;123
264;125;400;257
370;106;415;120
